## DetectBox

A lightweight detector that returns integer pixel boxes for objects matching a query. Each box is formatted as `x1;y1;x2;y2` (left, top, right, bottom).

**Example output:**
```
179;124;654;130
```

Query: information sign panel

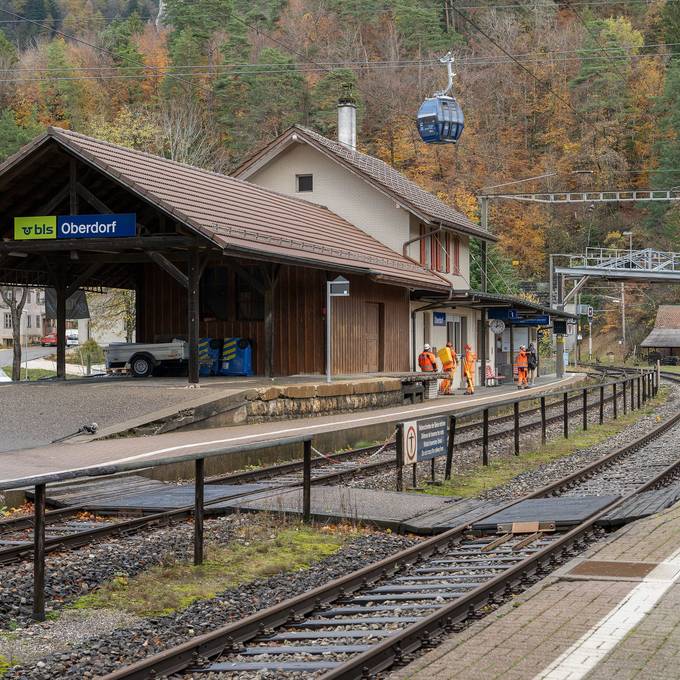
401;416;449;464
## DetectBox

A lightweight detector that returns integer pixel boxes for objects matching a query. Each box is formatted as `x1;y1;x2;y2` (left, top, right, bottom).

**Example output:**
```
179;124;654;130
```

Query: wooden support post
444;415;456;480
303;439;312;522
582;388;588;431
631;378;635;411
599;385;604;425
33;483;46;621
637;376;641;409
540;396;547;445
194;458;204;566
187;248;201;386
412;463;417;489
623;380;627;415
396;424;404;491
563;392;569;438
513;401;520;456
482;408;489;466
431;458;436;483
613;382;618;419
56;276;67;381
642;373;647;402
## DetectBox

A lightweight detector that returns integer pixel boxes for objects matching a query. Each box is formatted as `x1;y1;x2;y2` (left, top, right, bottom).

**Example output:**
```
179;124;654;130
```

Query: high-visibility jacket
516;350;528;369
418;351;437;372
463;349;476;373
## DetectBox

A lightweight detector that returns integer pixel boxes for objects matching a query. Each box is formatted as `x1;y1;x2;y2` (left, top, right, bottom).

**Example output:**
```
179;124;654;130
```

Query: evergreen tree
0;109;41;161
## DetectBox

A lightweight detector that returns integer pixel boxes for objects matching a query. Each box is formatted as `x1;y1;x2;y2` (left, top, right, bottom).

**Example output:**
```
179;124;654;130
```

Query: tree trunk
1;287;29;381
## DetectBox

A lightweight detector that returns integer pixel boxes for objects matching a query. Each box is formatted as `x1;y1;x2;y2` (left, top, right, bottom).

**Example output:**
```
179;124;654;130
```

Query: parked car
661;356;679;366
40;333;57;347
66;329;79;347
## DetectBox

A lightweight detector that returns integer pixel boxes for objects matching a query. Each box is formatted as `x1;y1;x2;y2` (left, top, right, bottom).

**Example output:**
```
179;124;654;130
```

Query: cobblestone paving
389;503;680;680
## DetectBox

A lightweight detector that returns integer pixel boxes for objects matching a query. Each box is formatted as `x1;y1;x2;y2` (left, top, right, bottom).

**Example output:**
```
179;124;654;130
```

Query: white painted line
533;548;680;680
0;375;576;486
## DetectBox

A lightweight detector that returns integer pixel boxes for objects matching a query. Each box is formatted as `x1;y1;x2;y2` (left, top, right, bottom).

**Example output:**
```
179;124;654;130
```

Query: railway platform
390;496;680;680
0;372;581;491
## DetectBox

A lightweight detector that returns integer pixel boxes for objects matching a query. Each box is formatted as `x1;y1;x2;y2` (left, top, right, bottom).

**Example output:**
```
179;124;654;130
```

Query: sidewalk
390;500;680;680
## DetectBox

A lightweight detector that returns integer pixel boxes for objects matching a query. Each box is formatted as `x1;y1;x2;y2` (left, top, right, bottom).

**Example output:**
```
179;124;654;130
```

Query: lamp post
326;276;350;383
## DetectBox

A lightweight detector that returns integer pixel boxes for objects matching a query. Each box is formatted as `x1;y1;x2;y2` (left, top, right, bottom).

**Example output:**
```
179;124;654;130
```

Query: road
0;346;52;366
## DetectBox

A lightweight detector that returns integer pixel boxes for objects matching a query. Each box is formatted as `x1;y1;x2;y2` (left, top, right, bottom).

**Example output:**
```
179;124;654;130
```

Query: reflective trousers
517;367;528;386
440;368;455;394
464;366;475;394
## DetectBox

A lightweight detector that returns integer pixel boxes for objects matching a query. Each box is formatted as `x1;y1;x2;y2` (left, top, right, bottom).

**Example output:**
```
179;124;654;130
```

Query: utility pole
620;282;626;359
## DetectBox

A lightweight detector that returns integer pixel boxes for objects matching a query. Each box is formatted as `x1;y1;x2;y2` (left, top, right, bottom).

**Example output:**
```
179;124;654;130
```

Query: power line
0;7;202;97
449;5;582;117
564;0;631;84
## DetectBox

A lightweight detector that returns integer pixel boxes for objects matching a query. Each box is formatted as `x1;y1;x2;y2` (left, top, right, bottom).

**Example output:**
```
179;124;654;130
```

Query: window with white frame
4;313;11;329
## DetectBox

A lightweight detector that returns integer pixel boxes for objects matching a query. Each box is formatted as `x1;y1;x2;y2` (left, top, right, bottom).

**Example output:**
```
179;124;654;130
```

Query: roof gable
233;125;496;242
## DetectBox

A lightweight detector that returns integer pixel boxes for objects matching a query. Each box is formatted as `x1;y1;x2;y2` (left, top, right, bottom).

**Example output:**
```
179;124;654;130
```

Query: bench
485;364;506;387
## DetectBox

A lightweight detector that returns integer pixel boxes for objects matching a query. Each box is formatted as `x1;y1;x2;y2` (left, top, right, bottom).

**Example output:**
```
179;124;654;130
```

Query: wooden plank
148;251;189;289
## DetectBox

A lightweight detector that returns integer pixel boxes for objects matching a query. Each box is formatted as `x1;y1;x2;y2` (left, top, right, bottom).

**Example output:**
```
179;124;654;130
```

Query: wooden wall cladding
138;262;409;376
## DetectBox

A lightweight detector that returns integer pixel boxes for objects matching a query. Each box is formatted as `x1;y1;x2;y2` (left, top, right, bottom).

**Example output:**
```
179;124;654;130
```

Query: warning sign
401;416;449;464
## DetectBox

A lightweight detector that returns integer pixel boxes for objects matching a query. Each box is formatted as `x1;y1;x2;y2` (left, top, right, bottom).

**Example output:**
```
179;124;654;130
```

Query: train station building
0;119;571;385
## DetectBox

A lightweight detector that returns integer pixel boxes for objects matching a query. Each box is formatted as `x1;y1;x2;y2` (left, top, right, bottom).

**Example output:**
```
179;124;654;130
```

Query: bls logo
14;216;57;240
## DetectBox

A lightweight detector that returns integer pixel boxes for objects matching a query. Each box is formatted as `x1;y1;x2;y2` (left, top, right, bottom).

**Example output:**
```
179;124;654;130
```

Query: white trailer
105;340;187;378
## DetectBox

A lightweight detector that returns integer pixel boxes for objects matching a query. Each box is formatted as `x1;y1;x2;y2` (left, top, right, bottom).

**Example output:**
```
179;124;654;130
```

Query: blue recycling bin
220;337;253;376
198;338;222;376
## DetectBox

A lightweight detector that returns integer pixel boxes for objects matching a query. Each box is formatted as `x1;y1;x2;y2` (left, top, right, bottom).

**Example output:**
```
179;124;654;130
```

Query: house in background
0;288;46;347
232;104;499;387
641;305;680;362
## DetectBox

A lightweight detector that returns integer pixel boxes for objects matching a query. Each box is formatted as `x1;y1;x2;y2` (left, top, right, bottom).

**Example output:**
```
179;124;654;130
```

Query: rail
100;373;678;680
4;367;659;621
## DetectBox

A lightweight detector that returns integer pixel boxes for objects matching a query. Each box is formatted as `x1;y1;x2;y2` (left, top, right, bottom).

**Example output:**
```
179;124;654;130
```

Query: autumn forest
2;0;680;347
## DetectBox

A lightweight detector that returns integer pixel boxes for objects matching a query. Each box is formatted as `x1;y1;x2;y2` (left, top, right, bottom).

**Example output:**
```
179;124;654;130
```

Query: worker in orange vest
418;343;438;372
463;344;477;395
439;341;458;395
515;344;529;389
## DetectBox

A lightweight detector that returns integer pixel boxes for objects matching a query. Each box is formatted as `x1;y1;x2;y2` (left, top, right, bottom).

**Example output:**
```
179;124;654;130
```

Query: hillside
1;0;679;339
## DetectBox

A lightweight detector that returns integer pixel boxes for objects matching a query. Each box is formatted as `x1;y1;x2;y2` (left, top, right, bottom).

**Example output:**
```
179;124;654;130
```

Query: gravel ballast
2;524;417;680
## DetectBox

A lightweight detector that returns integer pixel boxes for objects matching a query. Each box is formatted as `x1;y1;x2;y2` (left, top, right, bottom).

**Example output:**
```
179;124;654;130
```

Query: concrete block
317;382;353;397
381;378;403;392
258;386;282;401
353;381;380;394
283;384;317;399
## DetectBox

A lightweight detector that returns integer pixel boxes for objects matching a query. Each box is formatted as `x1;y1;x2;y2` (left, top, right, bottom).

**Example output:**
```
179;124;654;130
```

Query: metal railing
4;367;659;622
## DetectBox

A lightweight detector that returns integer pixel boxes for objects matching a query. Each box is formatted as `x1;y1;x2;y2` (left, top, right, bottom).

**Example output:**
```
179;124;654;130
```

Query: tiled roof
641;328;680;348
41;127;448;291
235;125;495;241
655;305;680;329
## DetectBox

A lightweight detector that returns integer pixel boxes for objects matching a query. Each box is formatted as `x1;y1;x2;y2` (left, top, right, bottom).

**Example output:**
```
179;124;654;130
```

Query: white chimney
337;97;357;149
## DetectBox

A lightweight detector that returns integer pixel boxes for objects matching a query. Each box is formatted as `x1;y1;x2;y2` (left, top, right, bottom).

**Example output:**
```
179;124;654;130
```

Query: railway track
0;379;635;566
101;375;680;680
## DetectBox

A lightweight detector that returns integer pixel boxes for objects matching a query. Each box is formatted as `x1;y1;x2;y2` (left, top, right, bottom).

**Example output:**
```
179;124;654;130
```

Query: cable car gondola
417;52;464;145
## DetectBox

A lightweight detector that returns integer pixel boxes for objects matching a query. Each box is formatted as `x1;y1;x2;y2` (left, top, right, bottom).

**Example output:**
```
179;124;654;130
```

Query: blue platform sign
57;213;136;239
514;315;550;326
433;311;447;326
488;308;520;321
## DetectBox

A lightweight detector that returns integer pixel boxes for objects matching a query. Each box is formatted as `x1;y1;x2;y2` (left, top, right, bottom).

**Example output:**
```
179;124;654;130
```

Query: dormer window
296;174;313;192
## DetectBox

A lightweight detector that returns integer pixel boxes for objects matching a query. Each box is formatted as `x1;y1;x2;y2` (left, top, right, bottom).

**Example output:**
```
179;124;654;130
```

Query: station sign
433;311;446;326
488;308;519;321
14;213;136;240
401;416;449;464
513;315;550;326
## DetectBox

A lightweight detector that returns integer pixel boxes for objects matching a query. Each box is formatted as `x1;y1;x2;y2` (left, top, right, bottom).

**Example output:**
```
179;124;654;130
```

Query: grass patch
422;386;669;498
2;366;56;381
70;522;349;617
0;654;9;678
